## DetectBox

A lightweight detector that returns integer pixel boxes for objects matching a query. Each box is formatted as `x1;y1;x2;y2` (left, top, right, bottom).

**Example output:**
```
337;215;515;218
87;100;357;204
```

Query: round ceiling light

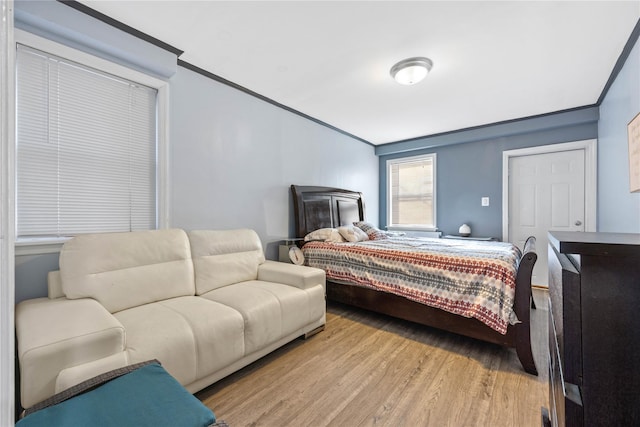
390;57;433;85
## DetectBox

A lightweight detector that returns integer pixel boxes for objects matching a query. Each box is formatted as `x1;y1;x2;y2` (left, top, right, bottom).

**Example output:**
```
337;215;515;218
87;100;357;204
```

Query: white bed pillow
353;221;389;240
326;229;347;243
304;228;346;243
337;225;369;242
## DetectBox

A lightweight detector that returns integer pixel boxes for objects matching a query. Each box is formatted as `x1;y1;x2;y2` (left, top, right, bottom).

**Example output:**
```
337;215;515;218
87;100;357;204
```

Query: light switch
481;197;490;206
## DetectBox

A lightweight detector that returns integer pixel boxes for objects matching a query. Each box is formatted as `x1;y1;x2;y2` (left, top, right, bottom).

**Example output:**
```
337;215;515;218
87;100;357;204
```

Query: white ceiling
80;1;640;145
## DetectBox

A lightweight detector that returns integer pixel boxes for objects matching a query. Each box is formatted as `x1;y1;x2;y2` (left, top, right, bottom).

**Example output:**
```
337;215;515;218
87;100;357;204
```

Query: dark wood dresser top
548;231;640;257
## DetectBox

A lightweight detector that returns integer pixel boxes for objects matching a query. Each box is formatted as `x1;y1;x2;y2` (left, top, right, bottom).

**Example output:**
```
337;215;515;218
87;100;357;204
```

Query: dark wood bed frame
291;184;538;375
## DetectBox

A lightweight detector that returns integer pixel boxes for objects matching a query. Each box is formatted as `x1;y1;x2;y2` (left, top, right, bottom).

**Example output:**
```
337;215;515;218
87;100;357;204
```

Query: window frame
14;29;169;255
386;153;437;231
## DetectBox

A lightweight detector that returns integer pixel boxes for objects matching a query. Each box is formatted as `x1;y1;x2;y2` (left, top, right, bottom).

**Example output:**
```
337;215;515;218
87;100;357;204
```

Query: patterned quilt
302;237;522;334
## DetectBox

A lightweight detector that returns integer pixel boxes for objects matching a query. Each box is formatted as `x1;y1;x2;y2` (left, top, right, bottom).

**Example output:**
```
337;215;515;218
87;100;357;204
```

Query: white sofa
15;228;326;409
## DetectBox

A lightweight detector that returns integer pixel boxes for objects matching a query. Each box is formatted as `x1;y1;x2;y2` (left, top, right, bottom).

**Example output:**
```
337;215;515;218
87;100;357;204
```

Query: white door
508;149;585;286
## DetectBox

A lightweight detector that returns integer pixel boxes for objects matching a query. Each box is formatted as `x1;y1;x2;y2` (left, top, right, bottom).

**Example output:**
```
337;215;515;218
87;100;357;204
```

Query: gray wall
13;0;179;304
12;2;378;303
377;109;599;238
169;66;379;260
14;0;177;79
14;66;378;302
12;2;639;303
598;35;640;233
15;253;59;303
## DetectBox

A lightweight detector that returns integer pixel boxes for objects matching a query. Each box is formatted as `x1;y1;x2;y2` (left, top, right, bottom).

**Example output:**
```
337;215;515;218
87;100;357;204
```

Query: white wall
598;35;640;233
169;66;379;259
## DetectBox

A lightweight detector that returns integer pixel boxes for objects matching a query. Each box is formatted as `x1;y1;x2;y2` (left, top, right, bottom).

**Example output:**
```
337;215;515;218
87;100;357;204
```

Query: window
387;153;437;230
15;32;168;251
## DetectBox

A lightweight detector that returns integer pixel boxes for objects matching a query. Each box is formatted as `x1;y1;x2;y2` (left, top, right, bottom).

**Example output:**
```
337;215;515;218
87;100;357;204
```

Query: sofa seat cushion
113;297;244;386
201;281;325;355
60;229;195;313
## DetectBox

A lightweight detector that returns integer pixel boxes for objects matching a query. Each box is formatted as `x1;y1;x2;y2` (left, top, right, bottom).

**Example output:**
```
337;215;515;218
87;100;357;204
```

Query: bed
291;184;538;375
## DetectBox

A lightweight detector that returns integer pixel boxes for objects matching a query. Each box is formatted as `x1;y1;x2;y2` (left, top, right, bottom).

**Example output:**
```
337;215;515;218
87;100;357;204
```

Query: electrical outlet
481;197;490;207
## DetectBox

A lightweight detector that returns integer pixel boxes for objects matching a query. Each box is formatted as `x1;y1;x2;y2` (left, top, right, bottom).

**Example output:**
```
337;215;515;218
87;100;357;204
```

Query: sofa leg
304;325;325;339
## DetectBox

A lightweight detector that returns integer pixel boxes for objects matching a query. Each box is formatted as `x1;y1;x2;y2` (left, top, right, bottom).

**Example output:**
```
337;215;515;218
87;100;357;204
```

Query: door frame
1;0;15;423
502;139;597;242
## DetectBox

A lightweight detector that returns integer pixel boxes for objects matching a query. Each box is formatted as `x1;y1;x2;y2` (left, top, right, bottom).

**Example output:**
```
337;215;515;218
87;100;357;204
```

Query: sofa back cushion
188;229;265;295
60;229;195;313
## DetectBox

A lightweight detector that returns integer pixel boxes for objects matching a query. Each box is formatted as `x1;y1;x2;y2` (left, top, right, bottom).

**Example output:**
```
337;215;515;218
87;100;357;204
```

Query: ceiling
79;1;640;145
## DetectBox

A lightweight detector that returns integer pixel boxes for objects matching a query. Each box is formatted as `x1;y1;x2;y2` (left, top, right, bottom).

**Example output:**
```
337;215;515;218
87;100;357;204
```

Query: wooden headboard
291;185;366;238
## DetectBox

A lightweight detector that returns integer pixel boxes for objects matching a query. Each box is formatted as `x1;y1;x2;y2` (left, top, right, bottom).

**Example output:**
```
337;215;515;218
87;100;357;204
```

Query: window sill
385;226;442;239
386;225;439;232
15;238;71;256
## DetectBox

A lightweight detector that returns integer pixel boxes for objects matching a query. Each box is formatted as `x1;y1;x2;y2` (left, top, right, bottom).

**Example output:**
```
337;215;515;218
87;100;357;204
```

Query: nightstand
278;238;304;263
443;235;498;242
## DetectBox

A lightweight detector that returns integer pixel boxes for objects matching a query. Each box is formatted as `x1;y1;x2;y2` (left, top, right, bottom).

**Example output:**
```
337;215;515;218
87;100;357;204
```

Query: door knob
575;220;582;226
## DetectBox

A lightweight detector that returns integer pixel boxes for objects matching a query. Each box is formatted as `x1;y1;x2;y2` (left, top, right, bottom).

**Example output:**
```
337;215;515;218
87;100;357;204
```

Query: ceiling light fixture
390;57;433;85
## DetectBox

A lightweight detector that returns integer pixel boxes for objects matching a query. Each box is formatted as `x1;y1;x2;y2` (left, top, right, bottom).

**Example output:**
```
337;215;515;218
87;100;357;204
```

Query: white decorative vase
459;224;471;237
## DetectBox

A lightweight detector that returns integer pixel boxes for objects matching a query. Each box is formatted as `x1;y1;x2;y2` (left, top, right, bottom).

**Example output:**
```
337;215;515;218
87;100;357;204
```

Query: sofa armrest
16;297;126;409
257;260;326;291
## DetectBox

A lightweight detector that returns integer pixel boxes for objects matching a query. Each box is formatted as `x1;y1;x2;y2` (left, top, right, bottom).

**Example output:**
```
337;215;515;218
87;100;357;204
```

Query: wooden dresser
544;231;640;426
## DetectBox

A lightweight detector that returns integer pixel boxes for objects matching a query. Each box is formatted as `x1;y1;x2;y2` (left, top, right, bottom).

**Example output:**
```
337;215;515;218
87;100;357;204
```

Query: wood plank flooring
196;290;549;426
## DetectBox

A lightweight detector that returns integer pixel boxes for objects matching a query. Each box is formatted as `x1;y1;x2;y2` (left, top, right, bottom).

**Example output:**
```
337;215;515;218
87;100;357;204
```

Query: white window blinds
16;44;158;238
388;154;436;229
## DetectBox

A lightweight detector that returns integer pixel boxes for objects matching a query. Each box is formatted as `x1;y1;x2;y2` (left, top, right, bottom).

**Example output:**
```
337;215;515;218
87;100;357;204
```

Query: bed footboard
512;236;538;375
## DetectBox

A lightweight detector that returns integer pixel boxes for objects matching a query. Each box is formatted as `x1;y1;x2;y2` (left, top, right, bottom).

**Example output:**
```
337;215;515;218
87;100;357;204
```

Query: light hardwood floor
197;289;549;427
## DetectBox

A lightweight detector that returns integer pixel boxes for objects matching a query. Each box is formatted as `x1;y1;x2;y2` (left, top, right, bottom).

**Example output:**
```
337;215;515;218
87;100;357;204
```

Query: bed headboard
291;185;366;238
